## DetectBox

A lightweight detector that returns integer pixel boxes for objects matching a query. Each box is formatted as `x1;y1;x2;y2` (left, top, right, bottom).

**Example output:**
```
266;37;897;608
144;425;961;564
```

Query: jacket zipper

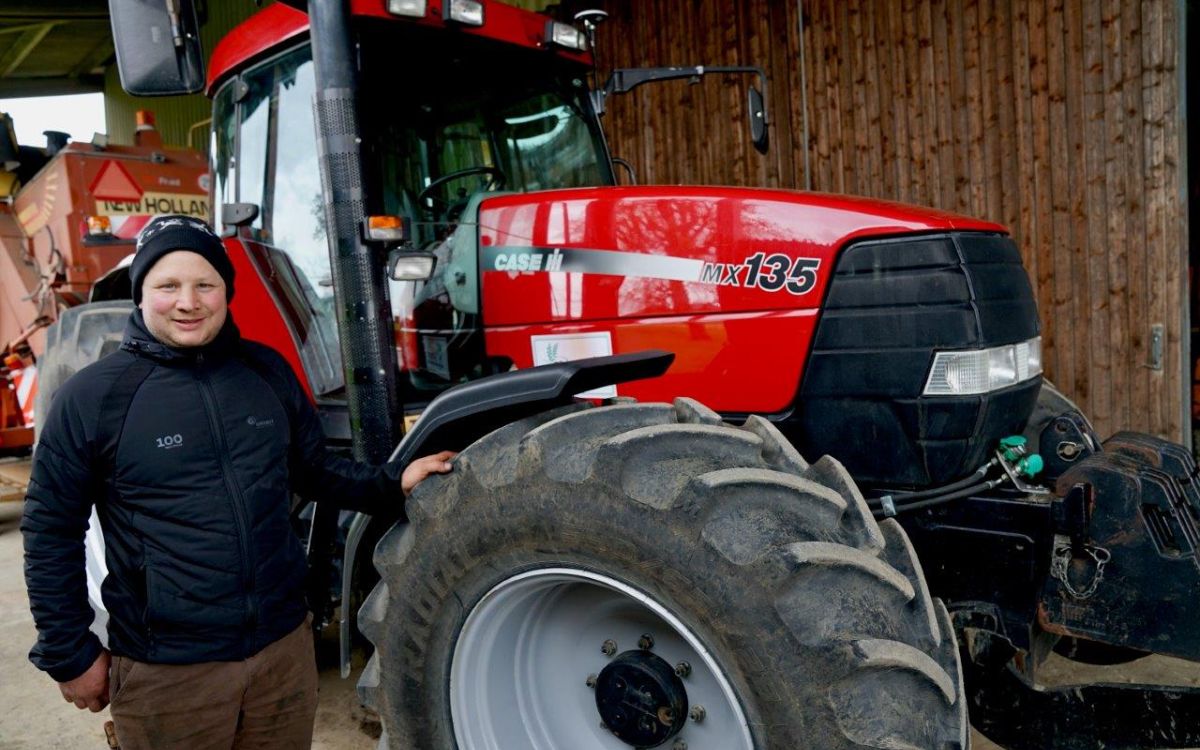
194;353;258;654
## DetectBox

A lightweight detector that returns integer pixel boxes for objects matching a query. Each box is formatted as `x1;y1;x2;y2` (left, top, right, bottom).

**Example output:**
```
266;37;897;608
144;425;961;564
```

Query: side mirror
748;86;769;154
220;203;259;235
108;0;206;96
388;251;437;282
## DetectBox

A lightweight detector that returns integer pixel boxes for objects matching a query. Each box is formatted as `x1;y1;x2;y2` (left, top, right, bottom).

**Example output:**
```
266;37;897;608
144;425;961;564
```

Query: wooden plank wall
585;0;1187;442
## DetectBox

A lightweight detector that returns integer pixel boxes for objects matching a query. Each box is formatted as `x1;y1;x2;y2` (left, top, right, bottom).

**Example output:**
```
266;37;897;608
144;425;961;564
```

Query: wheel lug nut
601;639;618;656
690;705;706;723
585;674;597;688
638;633;654;650
674;660;691;678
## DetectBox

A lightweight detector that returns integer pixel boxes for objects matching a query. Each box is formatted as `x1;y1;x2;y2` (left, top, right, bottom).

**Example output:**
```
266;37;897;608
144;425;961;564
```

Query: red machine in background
0;111;207;446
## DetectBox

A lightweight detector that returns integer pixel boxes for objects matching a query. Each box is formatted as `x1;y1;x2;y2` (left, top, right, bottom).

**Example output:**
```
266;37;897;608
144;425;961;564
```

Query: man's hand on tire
402;451;457;496
58;650;110;712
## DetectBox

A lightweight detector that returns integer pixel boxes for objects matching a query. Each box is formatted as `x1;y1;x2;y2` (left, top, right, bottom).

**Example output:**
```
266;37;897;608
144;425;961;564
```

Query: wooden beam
0;22;60;78
0;0;107;20
0;22;62;36
68;34;114;78
0;75;103;98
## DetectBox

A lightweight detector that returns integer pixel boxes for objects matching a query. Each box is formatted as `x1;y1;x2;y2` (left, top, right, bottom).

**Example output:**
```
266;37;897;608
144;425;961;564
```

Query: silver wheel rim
450;567;753;750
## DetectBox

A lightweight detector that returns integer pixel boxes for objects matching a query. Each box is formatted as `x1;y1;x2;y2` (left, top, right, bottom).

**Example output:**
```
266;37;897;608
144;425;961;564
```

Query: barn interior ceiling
0;0;113;98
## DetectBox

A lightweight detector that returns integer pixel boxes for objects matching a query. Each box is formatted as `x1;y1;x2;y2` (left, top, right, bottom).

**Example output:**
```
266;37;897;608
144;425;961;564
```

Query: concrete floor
972;653;1200;750
1;456;1198;749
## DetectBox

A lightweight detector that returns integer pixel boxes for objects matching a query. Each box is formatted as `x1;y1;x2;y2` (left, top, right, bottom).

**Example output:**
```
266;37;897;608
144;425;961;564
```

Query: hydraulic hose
882;459;998;504
870;475;1011;519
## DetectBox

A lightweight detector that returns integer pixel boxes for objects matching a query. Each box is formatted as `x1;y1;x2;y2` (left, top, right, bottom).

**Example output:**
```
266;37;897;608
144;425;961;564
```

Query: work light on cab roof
544;20;588;51
385;0;426;17
443;0;484;26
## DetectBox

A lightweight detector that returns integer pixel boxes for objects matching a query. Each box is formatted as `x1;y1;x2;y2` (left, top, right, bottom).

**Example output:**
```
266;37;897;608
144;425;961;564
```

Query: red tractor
78;1;1200;748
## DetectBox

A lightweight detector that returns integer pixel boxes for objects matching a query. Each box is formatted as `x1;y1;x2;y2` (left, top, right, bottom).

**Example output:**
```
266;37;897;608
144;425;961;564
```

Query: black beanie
131;215;235;304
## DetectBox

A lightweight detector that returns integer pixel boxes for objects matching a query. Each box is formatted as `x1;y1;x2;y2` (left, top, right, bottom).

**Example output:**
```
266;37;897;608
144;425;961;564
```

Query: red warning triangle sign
90;160;143;202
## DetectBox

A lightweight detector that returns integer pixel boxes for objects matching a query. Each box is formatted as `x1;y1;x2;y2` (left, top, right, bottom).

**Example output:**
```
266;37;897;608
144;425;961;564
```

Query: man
22;215;453;749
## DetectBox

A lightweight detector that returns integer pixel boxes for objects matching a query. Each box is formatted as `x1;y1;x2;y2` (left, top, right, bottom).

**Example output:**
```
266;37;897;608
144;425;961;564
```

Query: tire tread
362;396;965;749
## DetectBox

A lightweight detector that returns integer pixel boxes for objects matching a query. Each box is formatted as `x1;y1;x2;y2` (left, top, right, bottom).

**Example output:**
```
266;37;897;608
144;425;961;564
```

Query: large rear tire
34;300;132;442
34;300;132;643
359;398;967;749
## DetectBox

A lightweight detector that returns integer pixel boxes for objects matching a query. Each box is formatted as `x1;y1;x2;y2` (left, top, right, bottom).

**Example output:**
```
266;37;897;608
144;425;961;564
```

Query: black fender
387;349;675;466
337;350;674;675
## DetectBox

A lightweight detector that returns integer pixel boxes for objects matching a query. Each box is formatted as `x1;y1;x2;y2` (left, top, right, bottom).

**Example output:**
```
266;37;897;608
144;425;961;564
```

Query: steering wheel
417;166;507;207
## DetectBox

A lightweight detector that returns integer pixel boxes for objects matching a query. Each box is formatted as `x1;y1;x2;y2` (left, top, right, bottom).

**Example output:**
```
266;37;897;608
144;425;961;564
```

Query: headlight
389;252;436;281
923;336;1042;396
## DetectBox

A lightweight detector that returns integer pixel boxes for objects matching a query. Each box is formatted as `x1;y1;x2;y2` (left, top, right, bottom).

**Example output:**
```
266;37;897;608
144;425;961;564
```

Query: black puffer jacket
23;311;401;682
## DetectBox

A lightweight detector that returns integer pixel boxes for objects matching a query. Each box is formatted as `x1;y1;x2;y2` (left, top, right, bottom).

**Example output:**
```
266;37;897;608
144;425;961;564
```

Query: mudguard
338;350;674;676
387;350;675;466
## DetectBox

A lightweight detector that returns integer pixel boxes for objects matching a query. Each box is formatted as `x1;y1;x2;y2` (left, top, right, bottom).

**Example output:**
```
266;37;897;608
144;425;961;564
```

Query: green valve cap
1000;435;1028;461
1017;454;1044;478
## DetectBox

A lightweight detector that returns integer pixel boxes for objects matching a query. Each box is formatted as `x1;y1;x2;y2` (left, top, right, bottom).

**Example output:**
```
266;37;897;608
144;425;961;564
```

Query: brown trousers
108;617;319;750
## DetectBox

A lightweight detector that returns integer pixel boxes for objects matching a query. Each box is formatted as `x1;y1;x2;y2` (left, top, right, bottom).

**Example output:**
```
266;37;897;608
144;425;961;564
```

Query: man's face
139;250;228;348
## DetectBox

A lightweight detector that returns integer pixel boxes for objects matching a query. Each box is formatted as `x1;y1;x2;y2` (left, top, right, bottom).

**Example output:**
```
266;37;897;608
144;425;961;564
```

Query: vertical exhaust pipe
307;0;398;464
304;0;400;625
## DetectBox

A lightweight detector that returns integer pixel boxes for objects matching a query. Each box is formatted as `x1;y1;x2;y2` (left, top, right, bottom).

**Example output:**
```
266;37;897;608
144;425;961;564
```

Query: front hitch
1038;430;1200;662
963;426;1200;748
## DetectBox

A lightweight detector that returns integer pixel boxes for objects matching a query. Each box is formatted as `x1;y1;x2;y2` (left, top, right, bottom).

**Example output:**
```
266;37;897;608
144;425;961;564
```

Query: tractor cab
207;8;614;407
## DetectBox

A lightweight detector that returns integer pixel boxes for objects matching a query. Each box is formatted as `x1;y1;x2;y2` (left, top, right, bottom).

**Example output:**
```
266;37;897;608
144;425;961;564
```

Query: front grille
780;232;1042;488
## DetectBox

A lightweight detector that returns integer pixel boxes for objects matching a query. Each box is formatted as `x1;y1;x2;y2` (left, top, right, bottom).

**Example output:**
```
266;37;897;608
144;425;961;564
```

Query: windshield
357;24;613;399
210;30;611;399
358;23;612;234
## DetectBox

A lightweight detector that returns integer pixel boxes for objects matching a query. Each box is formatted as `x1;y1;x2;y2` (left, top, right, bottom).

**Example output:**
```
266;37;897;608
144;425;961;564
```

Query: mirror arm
611;157;637;185
165;0;187;48
597;65;769;126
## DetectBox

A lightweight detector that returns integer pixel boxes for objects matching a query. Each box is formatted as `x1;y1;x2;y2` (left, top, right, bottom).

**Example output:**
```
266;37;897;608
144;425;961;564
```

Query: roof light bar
386;0;427;17
923;336;1043;396
444;0;484;26
544;20;588;51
